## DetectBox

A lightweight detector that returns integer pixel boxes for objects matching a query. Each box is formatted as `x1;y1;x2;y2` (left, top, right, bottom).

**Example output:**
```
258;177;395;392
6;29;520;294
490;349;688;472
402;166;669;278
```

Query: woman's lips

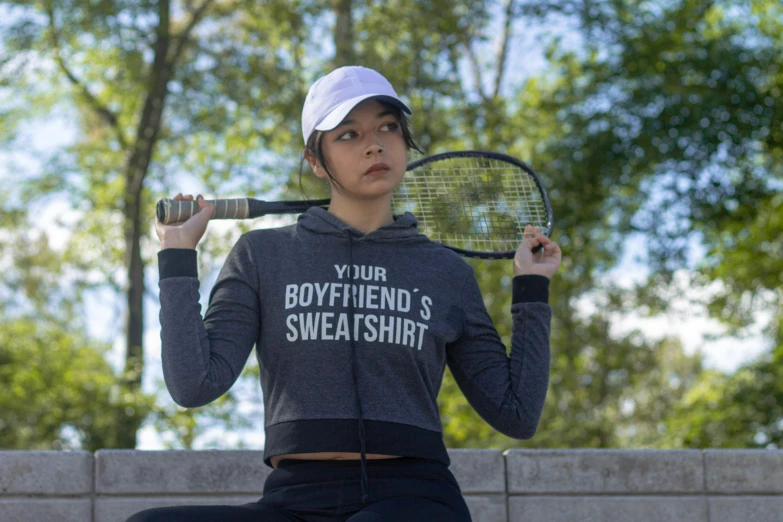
365;162;391;174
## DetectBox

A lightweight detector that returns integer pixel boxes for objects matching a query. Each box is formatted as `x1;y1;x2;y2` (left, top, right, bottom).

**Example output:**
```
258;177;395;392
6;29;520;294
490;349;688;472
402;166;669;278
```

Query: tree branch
44;1;127;149
462;34;487;102
170;0;216;67
493;0;516;99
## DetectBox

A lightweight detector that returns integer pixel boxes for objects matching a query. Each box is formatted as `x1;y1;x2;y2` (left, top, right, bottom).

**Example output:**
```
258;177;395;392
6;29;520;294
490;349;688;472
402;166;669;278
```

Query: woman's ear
304;149;325;179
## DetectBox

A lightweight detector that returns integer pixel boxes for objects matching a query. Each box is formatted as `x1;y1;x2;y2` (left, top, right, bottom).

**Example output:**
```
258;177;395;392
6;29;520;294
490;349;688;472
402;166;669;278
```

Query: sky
0;2;775;451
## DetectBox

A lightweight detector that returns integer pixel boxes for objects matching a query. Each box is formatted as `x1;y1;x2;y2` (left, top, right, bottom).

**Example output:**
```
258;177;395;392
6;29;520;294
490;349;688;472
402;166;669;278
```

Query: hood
297;206;428;243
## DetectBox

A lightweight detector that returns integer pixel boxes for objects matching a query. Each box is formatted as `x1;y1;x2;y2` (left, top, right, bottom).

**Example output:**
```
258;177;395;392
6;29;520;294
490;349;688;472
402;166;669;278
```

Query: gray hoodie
157;206;552;504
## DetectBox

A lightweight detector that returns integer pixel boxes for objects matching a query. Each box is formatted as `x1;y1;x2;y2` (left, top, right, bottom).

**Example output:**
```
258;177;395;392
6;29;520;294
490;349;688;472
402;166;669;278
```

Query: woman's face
309;99;408;202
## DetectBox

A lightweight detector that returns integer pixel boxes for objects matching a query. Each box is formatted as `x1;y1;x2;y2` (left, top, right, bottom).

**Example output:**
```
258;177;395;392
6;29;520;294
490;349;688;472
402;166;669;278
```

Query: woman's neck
327;195;395;234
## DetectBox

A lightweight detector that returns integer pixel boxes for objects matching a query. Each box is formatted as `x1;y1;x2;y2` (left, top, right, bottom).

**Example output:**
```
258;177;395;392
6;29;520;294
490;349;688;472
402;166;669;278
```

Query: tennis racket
157;150;553;259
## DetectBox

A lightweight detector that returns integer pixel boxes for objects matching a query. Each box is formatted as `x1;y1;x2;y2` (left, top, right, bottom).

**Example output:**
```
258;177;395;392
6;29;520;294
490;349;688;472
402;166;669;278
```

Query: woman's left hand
513;225;562;279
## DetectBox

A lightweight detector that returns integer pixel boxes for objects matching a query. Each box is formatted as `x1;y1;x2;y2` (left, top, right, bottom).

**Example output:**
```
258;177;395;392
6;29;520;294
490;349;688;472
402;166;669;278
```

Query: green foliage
438;0;781;450
146;372;259;449
663;357;782;448
1;0;780;452
0;315;153;451
660;316;783;449
700;191;782;331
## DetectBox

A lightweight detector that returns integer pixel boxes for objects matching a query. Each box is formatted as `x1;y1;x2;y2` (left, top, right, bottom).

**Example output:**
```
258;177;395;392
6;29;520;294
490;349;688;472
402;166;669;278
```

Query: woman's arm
446;225;561;439
156;194;260;408
446;272;552;439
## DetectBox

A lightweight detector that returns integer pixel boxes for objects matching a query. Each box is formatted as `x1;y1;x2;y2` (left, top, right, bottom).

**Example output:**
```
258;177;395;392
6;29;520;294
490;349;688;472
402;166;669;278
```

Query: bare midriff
271;452;403;469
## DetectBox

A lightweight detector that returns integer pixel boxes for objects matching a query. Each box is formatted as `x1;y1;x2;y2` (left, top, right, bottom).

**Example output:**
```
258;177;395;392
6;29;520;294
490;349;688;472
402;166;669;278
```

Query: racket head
393;150;553;259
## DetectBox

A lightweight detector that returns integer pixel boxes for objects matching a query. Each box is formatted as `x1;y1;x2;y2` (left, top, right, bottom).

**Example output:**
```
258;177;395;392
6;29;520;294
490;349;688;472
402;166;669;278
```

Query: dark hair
298;101;423;197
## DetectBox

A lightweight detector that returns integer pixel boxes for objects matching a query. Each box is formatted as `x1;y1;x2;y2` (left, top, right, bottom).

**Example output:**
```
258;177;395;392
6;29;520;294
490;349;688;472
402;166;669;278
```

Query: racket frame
402;150;553;259
156;150;553;260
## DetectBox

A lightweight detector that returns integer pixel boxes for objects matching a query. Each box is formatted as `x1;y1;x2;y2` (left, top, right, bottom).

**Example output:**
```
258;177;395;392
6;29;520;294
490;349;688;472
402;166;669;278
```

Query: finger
196;195;216;218
543;241;561;256
518;234;536;251
523;235;541;251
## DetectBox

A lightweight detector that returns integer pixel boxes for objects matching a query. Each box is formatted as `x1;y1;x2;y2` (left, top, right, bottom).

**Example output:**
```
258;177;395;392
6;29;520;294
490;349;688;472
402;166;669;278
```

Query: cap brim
314;94;412;132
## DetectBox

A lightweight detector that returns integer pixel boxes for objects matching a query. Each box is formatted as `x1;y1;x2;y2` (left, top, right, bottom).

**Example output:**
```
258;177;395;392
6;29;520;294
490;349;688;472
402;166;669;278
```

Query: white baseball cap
301;66;412;144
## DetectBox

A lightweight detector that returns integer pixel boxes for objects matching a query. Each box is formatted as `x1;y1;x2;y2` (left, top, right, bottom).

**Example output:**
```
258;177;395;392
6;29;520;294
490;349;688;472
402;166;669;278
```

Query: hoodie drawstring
345;230;369;504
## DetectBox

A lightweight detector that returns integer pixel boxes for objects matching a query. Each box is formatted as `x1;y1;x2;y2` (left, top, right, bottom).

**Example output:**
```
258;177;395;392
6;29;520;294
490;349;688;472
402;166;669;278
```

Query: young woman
127;66;561;522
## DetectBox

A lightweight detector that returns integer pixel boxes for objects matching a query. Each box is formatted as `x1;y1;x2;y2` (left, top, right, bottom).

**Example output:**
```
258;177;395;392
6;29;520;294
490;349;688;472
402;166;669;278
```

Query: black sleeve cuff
158;248;198;280
512;274;550;304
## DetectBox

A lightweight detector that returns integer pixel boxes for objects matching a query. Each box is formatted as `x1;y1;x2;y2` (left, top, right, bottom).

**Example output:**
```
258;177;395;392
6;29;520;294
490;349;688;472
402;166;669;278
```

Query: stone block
95;496;262;522
95;450;270;495
0;499;92;522
704;449;783;494
448;449;506;494
507;449;704;494
708;496;783;522
509;496;708;522
464;495;507;522
0;450;92;495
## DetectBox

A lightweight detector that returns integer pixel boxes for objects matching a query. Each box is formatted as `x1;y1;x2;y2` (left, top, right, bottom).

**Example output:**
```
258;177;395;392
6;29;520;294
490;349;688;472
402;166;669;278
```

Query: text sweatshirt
157;206;552;503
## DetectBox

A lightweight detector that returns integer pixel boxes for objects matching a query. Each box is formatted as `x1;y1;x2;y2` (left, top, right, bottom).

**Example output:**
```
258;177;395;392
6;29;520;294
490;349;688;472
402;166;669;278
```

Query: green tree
0;315;154;451
3;0;778;454
0;0;513;448
1;0;324;447
510;0;782;448
660;316;782;448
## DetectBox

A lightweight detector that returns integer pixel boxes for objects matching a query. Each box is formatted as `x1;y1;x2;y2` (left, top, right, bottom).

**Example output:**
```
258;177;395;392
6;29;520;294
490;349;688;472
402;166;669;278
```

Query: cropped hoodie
157;206;552;504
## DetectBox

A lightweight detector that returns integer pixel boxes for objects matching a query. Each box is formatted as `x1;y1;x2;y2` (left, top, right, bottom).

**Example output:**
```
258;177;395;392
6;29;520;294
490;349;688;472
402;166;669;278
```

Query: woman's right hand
155;194;216;250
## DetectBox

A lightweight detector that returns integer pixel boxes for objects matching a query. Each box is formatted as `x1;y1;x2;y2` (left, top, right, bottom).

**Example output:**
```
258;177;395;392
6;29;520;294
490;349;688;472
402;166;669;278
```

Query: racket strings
392;156;549;253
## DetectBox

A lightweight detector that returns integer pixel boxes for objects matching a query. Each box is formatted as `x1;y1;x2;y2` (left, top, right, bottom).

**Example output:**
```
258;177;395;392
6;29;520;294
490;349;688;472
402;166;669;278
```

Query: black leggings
125;456;472;522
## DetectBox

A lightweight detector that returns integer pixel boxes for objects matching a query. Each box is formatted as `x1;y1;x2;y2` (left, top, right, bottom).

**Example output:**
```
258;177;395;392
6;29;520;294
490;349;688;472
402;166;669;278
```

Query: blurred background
0;0;780;453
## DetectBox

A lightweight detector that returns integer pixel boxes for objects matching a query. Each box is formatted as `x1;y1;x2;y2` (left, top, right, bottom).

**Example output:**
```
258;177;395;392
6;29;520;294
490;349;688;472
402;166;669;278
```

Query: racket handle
157;198;249;224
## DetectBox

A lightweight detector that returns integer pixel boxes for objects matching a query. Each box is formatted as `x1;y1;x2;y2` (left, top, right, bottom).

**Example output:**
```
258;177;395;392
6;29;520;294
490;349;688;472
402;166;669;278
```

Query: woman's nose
365;142;384;155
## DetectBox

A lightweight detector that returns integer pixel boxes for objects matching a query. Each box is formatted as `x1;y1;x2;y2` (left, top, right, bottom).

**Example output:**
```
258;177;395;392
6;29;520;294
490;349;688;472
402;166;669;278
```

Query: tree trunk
494;0;515;99
332;0;354;67
118;0;174;448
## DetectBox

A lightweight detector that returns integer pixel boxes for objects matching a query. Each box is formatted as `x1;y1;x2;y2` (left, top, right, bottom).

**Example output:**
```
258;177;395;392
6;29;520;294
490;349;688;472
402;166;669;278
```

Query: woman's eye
381;122;399;131
336;131;355;141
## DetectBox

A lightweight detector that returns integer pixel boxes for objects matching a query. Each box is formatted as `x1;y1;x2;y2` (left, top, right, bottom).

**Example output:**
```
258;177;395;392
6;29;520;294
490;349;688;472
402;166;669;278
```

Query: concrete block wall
1;449;782;522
